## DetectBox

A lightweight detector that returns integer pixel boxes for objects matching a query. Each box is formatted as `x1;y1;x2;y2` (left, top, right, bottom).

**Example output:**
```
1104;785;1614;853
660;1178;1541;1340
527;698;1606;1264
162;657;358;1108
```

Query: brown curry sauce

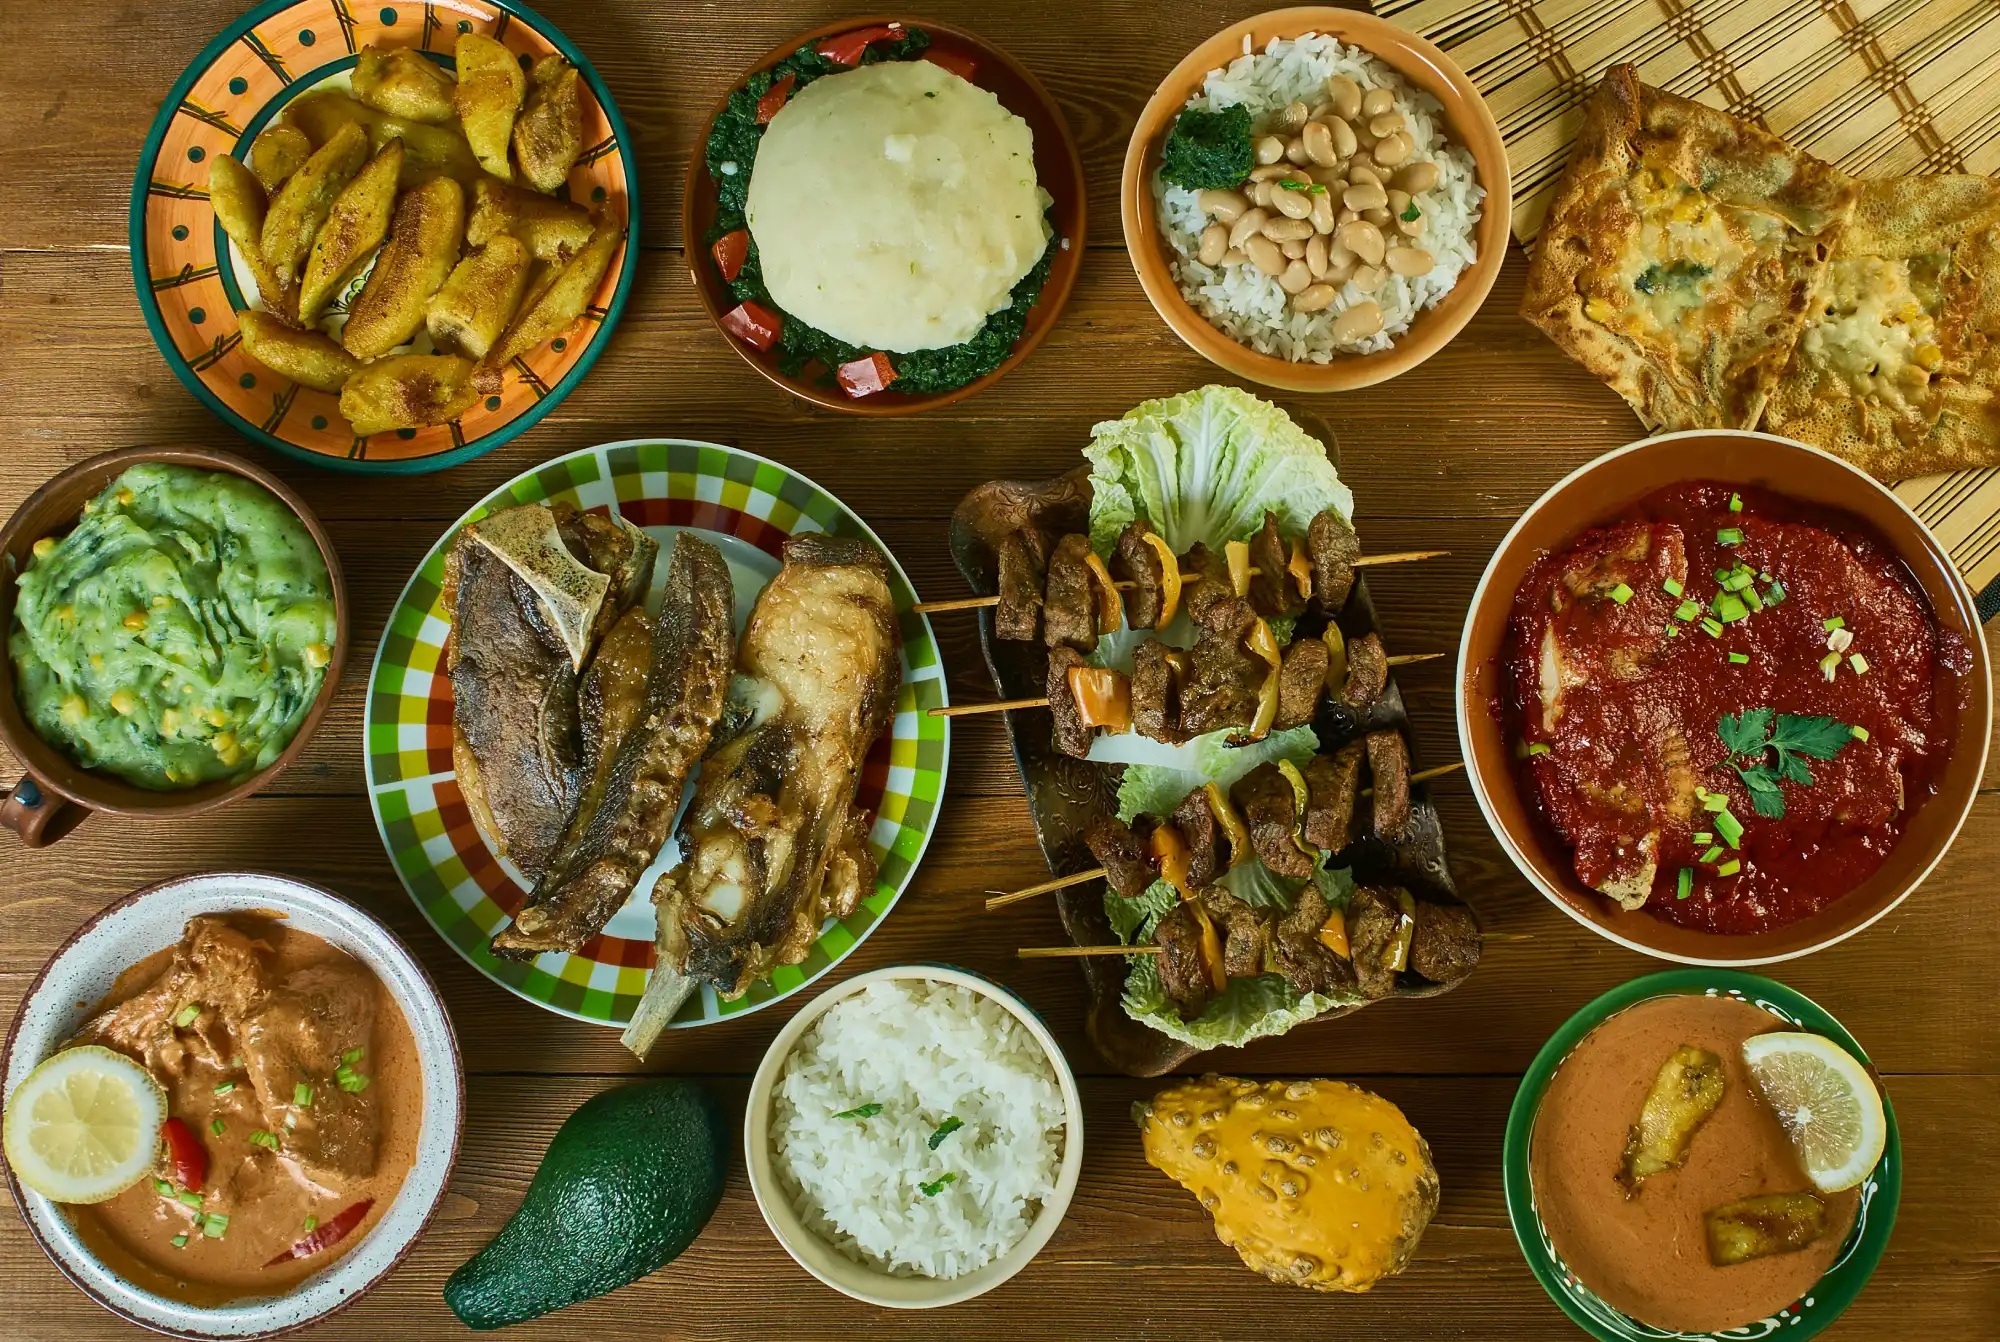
65;913;421;1306
1502;482;1969;933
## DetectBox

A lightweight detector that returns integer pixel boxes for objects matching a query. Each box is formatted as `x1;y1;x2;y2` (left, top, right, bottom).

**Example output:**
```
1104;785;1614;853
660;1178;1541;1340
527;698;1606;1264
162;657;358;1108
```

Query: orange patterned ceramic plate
131;0;636;473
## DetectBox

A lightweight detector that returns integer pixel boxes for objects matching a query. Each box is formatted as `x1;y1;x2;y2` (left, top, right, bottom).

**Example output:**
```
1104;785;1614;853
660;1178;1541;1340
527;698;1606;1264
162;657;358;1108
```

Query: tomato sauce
1501;482;1969;934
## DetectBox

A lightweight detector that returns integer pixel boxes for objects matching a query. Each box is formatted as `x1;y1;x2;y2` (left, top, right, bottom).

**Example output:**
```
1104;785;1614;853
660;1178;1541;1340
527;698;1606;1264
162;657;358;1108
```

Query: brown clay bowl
0;447;348;847
1457;430;1991;965
1122;7;1510;391
683;16;1086;416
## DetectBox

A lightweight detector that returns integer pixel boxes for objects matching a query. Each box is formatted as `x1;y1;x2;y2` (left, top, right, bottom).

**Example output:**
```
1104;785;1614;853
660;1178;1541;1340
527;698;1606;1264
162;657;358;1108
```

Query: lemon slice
3;1046;166;1204
1741;1031;1885;1194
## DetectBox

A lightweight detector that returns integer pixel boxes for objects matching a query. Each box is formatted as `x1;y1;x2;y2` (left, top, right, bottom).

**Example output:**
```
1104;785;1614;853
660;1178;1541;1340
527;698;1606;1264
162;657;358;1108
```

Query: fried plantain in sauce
1618;1043;1726;1193
1704;1192;1828;1266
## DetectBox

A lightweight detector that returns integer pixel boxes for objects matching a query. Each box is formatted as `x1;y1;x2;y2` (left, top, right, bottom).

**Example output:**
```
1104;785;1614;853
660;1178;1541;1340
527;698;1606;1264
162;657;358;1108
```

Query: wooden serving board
946;458;1477;1078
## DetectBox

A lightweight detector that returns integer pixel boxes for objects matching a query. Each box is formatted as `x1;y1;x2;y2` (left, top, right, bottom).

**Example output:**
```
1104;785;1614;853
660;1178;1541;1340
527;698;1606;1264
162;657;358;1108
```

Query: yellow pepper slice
1140;530;1182;628
1287;537;1314;603
1317;908;1350;957
1081;551;1123;635
1066;666;1131;734
1224;540;1253;598
1203;782;1252;869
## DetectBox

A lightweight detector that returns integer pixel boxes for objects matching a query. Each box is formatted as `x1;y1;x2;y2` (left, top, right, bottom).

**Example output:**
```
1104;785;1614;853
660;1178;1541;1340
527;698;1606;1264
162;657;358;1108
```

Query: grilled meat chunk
1232;762;1315;879
1303;742;1363;853
1409;901;1481;985
492;534;737;958
1248;511;1302;618
1114;519;1168;630
1342;631;1388;711
1181;543;1235;626
1271;884;1356;997
655;535;902;999
1201;887;1267;979
1182;598;1261;736
1131;639;1186;744
1348;885;1409;999
1309;509;1360;614
1276;636;1329;730
1047;644;1094;759
1152;900;1215;1020
576;604;651;796
1172;788;1226;886
1043;533;1100;652
1087;816;1158;899
995;527;1050;642
1366;729;1412;838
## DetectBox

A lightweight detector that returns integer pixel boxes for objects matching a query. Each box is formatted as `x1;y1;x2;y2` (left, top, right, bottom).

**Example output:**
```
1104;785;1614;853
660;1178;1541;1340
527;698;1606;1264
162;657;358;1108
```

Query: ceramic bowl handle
1;774;85;847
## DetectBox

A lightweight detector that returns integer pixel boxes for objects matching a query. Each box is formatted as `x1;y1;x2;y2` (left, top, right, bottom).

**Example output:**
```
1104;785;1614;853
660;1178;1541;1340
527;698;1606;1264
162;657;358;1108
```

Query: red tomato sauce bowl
1457;431;1991;965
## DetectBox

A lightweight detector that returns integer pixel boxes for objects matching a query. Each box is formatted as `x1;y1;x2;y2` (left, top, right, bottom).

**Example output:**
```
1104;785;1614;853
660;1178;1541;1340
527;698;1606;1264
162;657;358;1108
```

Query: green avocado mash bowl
0;446;347;846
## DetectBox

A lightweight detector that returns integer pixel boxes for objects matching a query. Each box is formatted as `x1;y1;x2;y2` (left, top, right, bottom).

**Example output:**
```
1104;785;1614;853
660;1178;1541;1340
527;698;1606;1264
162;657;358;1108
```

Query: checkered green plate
363;439;949;1026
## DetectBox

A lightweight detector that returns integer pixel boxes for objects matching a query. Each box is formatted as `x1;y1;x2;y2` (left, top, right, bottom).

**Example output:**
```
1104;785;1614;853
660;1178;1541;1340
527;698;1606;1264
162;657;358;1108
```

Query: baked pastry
1522;65;1859;431
1762;175;2000;479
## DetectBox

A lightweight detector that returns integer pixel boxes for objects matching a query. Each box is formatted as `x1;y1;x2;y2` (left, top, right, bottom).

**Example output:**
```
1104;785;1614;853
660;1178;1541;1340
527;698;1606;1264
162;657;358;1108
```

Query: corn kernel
1584;297;1616;324
110;689;139;716
150;594;170;608
1914;343;1943;372
160;708;181;735
115;487;134;506
54;604;75;626
207;707;229;728
122;610;148;630
59;695;88;726
31;537;55;560
212;733;242;766
89;654;103;673
301;642;332;670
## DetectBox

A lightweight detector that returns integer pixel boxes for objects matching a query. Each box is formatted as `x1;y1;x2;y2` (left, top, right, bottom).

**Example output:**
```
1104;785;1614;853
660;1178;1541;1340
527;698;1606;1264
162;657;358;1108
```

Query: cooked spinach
1634;259;1713;295
702;28;1056;396
1159;104;1254;191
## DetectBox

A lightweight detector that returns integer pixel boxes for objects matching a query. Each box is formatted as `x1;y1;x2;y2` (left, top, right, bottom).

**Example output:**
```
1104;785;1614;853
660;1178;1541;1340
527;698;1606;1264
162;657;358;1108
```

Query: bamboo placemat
1374;0;2000;613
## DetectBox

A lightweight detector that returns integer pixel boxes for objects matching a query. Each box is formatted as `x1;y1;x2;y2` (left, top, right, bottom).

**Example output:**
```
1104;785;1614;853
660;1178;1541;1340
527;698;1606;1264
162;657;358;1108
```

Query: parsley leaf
919;1173;957;1197
832;1103;883;1120
1717;708;1773;756
1716;710;1854;821
927;1116;964;1150
1769;714;1856;761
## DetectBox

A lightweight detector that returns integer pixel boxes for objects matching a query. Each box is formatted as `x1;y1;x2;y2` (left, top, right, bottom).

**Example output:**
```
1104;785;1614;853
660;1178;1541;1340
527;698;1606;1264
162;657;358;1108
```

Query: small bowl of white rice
745;965;1084;1308
1122;8;1511;391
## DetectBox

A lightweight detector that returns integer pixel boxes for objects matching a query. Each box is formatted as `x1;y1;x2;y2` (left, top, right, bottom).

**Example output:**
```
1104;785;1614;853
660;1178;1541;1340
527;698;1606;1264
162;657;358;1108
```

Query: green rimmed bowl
363;438;949;1026
1504;970;1900;1341
131;0;636;473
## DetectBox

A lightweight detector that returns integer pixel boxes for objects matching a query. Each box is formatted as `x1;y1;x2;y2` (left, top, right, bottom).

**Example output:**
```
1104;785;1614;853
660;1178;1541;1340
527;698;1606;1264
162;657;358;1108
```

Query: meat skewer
983;759;1465;910
910;549;1447;615
930;652;1443;717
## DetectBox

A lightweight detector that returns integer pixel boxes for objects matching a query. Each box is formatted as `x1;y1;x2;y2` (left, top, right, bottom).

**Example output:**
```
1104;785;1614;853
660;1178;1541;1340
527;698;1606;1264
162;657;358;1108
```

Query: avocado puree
9;463;335;790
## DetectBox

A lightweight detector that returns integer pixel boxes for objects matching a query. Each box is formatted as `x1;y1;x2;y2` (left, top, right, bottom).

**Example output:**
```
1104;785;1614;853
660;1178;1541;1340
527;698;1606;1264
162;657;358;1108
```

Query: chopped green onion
1741;587;1763;612
1717;527;1743;545
1609;582;1634;605
1825;616;1847;631
293;1083;313;1108
172;1004;200;1029
337;1070;369;1094
1716;859;1742;877
1666;625;1680;638
1675;600;1700;621
209;1118;225;1137
1676;868;1694;900
1851;725;1870;742
1663;578;1684;597
202;1213;228;1239
1729;493;1743;512
1721;568;1754;592
153;1179;173;1197
303;1216;318;1234
928;1116;965;1150
1527;742;1552;756
212;1081;233;1097
1701;618;1724;638
1820;651;1841;679
833;1103;883;1120
176;1189;203;1208
1765;581;1785;603
1850;653;1869;674
1715;593;1748;623
1702;793;1729;813
249;1130;280;1150
171;1234;188;1248
1715;810;1745;848
919;1173;957;1197
1729;652;1750;665
1699;844;1724;864
1692;831;1713;844
341;1047;365;1065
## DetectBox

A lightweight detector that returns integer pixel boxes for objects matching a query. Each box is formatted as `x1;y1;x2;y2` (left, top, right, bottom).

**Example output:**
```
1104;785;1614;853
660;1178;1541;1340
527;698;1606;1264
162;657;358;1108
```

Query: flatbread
1762;175;2000;479
1522;65;1860;431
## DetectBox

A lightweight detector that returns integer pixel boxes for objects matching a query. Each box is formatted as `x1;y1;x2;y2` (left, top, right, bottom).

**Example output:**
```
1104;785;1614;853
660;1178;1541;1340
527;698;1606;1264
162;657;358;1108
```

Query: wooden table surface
1;2;1995;1338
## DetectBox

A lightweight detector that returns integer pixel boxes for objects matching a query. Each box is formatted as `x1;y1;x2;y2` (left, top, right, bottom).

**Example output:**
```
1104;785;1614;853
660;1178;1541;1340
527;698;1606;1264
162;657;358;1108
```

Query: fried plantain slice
453;33;526;181
285;90;480;189
350;44;457;123
1704;1193;1828;1266
339;354;480;435
341;175;465;358
207;154;295;316
235;310;361;392
427;236;531;358
474;214;619;390
260;120;368;299
466;177;593;261
513;55;583;193
297;138;403;324
1618;1043;1726;1193
249;125;312;191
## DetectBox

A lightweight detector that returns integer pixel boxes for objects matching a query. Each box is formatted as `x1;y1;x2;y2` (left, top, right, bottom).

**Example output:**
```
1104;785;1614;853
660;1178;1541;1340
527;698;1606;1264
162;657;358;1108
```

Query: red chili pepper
711;229;750;283
160;1116;206;1194
814;23;904;66
754;72;795;124
922;49;978;82
720;301;783;352
835;352;898;399
264;1198;374;1268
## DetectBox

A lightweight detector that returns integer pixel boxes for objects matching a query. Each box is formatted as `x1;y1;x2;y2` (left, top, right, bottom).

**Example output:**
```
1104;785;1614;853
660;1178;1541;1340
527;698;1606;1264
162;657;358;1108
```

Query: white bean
1198;188;1250;223
1198;223;1228;266
1336;219;1386;266
1326;75;1362;121
1367;112;1406;139
1280;100;1309;131
1249;163;1293;182
1348;162;1382;189
1302;121;1337;168
1221;247;1246;266
1278;259;1313;294
1281;238;1307;261
1386;246;1435;277
1362;87;1395;118
1228;207;1271;250
1310;189;1337;234
1391;161;1439;194
1343;182;1388;212
1350;263;1385;294
1333;300;1384;341
1270;184;1314;220
1362;206;1391;228
1293;281;1338;313
1327;115;1358;159
1244;233;1286;275
1262;215;1314;242
1373;132;1413;168
1250;179;1273;209
1306;233;1329;278
1255;135;1285;165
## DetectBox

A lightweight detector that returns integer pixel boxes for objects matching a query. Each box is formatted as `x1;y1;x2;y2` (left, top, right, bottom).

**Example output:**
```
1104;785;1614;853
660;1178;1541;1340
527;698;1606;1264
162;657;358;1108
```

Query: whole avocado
444;1079;728;1329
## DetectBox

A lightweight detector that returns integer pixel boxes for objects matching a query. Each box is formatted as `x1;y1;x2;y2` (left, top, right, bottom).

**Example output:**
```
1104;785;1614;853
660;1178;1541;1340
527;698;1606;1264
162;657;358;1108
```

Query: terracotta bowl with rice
1122;8;1509;390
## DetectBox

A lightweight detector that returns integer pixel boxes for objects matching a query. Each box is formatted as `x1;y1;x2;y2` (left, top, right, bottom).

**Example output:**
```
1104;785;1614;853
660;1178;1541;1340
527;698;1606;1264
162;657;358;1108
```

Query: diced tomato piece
160;1116;206;1193
755;72;795;124
815;22;904;66
835;351;897;398
711;230;750;283
721;301;783;352
922;49;978;82
264;1198;374;1268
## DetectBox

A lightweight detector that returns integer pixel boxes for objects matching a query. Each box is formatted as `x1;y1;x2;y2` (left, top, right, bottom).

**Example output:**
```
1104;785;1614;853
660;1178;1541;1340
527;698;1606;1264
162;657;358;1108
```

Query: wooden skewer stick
984;761;1467;911
1021;927;1519;959
930;654;1445;720
912;549;1449;614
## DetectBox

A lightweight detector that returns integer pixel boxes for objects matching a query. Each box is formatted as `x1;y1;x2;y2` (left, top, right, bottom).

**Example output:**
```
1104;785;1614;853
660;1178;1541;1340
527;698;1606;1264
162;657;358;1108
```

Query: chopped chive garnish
172;1004;200;1029
1729;652;1750;664
1703;793;1729;814
1609;582;1634;605
1667;625;1680;638
1850;653;1869;674
1675;600;1700;621
1824;616;1845;631
1676;868;1694;900
171;1234;188;1248
1729;493;1743;512
1692;831;1713;844
1851;725;1870;742
1701;618;1724;638
1741;587;1763;612
1716;859;1742;877
1715;810;1745;848
1820;651;1841;679
928;1116;965;1150
1765;581;1785;603
209;1118;225;1137
213;1081;233;1097
303;1216;318;1234
1715;594;1748;623
1699;844;1724;864
337;1070;369;1094
249;1130;280;1150
1717;527;1743;545
1663;578;1684;597
154;1179;173;1197
341;1047;365;1065
1721;568;1754;592
176;1189;203;1208
1527;742;1552;756
919;1173;957;1197
833;1103;883;1120
202;1213;228;1238
294;1083;313;1108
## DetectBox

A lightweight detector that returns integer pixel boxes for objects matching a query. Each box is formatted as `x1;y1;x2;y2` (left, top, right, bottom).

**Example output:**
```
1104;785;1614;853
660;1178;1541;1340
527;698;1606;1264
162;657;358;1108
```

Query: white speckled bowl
744;965;1084;1309
0;872;463;1339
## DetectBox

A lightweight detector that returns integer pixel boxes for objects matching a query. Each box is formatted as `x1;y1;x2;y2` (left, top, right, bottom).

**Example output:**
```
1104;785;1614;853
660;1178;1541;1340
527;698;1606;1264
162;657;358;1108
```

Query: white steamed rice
771;979;1066;1279
1155;32;1484;359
